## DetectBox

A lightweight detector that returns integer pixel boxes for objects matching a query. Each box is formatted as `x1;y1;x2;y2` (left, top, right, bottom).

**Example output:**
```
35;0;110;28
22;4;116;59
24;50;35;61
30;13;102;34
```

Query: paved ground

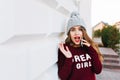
96;47;120;80
96;68;120;80
93;38;120;80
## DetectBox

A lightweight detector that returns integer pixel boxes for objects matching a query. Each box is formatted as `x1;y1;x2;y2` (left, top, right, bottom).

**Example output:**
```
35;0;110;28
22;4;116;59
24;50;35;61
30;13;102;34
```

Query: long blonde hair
65;27;104;62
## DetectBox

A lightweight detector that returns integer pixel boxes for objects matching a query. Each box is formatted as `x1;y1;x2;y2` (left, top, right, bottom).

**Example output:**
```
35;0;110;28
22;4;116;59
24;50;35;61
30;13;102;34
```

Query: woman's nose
75;30;79;34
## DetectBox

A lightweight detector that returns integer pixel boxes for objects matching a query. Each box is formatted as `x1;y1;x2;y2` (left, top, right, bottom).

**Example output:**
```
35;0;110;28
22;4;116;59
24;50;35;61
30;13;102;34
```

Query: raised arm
57;43;73;80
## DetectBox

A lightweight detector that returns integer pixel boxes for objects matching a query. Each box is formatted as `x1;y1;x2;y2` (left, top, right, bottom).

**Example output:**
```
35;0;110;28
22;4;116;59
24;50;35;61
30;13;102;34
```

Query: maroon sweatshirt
57;44;102;80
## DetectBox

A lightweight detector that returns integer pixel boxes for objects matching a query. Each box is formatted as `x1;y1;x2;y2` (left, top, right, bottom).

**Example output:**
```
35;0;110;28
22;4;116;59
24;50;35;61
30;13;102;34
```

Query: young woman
57;11;103;80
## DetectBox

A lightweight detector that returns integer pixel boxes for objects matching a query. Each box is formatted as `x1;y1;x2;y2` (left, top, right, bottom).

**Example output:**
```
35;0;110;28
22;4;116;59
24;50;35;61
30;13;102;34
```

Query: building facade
0;0;91;80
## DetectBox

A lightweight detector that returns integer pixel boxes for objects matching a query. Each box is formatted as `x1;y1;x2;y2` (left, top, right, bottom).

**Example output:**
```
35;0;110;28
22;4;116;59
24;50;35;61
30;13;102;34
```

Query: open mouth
74;36;80;43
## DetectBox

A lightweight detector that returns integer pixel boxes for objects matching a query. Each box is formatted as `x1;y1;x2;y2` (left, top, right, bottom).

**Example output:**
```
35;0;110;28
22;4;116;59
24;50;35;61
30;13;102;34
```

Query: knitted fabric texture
66;11;86;33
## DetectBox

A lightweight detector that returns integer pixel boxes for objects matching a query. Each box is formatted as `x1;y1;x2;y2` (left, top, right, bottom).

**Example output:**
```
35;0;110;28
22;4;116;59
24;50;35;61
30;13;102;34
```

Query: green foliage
93;29;101;37
101;25;120;51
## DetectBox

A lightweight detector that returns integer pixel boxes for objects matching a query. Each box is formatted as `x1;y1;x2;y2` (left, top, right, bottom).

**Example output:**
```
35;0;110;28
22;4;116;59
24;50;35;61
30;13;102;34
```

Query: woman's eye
70;27;82;32
70;28;75;31
79;28;82;31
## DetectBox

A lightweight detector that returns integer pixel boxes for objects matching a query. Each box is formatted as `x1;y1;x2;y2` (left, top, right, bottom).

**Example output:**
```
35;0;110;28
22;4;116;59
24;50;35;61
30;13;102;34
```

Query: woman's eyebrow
70;27;75;30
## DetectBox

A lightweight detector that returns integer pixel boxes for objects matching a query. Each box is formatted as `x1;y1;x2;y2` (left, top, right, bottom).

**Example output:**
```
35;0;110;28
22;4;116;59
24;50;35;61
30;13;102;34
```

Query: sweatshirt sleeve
86;46;102;74
57;49;73;80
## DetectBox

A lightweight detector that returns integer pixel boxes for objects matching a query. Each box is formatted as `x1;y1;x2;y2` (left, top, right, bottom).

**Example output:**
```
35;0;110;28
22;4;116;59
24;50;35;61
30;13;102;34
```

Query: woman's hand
81;39;90;47
59;43;72;58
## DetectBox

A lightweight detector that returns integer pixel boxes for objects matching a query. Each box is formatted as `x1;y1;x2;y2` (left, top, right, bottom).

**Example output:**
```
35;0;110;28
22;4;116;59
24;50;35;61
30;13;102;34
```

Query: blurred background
0;0;120;80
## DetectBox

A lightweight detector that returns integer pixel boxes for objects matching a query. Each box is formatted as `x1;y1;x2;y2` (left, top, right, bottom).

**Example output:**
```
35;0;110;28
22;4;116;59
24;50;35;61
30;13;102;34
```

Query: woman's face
70;26;83;45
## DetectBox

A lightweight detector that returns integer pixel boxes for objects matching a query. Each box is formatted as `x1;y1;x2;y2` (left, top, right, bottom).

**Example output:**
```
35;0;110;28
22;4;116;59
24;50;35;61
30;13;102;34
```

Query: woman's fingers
59;43;66;53
81;39;90;47
59;43;72;58
59;43;64;49
81;39;87;43
66;46;69;51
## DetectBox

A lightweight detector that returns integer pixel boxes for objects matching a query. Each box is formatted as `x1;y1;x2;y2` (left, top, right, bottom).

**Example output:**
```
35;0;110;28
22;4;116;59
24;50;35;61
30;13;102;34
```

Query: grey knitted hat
66;11;86;33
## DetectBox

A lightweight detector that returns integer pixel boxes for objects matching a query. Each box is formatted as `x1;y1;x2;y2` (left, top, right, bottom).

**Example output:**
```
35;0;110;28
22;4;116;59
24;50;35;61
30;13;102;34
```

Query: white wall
0;34;61;80
0;0;14;43
79;0;92;37
0;0;91;80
